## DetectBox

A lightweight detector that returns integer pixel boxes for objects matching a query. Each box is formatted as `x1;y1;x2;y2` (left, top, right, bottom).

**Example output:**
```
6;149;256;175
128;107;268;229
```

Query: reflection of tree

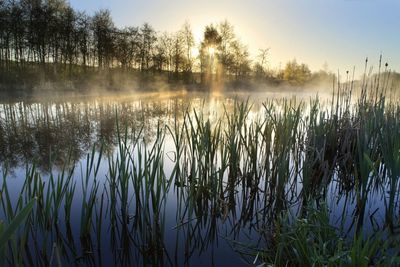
0;97;288;266
0;98;184;171
171;175;265;265
0;120;4;162
97;103;117;152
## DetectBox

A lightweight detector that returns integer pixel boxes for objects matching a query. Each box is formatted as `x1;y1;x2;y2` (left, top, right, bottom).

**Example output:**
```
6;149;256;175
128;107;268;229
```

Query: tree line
0;0;328;87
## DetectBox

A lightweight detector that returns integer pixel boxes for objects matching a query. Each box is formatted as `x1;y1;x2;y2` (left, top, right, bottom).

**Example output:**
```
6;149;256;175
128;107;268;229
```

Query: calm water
0;90;397;266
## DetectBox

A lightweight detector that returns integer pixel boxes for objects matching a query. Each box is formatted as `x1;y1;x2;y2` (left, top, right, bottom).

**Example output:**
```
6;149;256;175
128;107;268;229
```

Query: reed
260;203;400;267
0;69;400;265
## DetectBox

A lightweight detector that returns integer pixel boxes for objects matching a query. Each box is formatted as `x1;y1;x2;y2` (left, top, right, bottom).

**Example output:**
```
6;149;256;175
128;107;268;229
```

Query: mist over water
1;85;399;265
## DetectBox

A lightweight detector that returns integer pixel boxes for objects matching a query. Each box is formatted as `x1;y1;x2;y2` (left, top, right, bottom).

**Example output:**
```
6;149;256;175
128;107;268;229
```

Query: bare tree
158;32;174;73
180;21;194;74
152;32;168;72
254;48;270;78
172;31;184;74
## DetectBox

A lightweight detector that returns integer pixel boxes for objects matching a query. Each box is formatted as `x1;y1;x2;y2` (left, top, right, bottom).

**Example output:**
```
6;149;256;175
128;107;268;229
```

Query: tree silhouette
217;20;235;76
0;1;326;90
138;23;156;71
198;24;219;83
92;9;115;69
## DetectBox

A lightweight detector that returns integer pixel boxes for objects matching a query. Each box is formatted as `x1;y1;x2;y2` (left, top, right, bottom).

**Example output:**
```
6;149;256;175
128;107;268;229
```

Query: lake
0;90;398;266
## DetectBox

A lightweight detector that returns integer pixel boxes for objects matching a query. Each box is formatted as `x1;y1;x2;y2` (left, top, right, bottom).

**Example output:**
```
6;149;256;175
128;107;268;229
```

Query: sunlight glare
208;47;215;56
191;47;199;58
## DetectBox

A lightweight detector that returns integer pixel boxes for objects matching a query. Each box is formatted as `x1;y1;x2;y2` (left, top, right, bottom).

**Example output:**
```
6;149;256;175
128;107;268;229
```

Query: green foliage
283;59;312;85
0;198;35;264
262;204;400;267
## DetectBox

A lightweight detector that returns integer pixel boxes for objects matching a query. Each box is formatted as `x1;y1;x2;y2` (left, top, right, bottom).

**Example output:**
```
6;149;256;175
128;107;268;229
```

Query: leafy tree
199;24;221;82
231;40;251;79
283;59;311;85
198;21;252;82
217;20;235;75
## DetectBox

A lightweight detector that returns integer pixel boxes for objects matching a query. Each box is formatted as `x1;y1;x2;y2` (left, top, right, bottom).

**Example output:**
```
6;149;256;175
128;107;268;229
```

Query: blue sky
69;0;400;74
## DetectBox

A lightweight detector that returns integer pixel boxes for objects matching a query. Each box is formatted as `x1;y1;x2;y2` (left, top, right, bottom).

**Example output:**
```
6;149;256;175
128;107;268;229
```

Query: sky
68;0;400;75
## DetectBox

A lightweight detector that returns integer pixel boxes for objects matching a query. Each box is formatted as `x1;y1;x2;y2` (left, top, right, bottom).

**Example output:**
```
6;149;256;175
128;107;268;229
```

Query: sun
191;47;199;58
208;47;215;56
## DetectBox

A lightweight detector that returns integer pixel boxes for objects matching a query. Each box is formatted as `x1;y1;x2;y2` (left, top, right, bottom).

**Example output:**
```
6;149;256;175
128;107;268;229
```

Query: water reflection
0;97;188;171
0;92;263;172
1;91;399;266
